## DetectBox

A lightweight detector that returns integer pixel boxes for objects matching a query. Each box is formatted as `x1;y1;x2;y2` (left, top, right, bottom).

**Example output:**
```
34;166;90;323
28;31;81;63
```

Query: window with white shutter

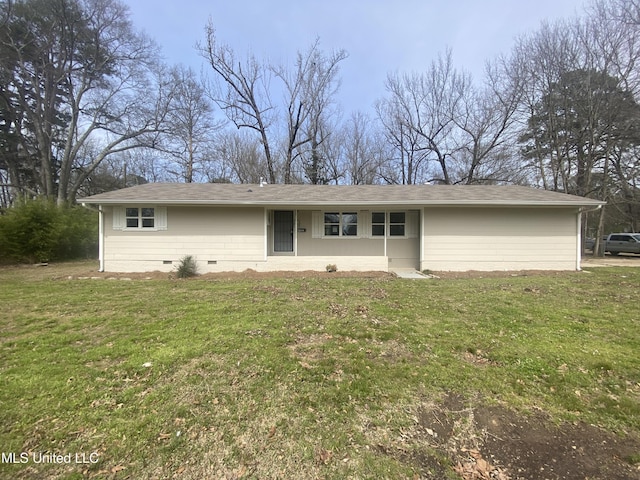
113;206;166;231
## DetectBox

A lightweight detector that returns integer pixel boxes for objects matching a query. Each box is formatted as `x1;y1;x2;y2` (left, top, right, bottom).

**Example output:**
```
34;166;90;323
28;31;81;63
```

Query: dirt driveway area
582;254;640;268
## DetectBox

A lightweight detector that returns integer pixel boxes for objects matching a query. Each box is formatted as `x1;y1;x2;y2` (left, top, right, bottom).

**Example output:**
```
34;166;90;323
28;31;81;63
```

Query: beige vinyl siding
386;210;420;268
99;203;583;273
295;210;420;261
422;207;579;271
264;255;388;272
103;206;265;271
297;237;385;256
296;211;383;256
387;238;420;269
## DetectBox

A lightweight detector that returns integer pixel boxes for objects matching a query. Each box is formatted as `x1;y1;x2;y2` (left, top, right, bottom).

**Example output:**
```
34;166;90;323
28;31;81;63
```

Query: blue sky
127;0;587;114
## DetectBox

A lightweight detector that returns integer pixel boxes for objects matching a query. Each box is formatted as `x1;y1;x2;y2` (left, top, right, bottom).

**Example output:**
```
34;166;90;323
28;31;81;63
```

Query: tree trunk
593;147;611;257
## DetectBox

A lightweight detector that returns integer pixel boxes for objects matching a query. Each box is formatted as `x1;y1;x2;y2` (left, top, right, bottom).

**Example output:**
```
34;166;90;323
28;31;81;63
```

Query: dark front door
274;210;294;252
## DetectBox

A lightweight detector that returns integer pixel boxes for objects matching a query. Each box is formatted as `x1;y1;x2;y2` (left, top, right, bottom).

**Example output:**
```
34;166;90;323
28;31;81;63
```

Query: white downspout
293;210;298;256
577;204;603;271
576;209;582;271
98;205;105;272
264;208;268;262
384;212;388;267
420;208;425;272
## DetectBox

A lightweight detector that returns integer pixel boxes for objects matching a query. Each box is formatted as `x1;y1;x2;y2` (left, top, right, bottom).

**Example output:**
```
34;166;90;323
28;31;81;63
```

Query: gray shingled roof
79;183;604;207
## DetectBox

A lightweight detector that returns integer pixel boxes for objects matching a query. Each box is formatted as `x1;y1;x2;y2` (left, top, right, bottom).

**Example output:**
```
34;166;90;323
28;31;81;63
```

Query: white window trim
388;211;407;238
370;211;412;238
312;210;361;238
371;211;386;238
311;209;417;239
113;206;167;231
323;211;359;238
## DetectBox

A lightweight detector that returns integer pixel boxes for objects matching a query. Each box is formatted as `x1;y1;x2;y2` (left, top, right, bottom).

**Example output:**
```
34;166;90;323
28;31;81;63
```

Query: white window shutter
312;211;323;238
155;207;167;230
112;207;124;230
360;210;370;238
407;211;419;238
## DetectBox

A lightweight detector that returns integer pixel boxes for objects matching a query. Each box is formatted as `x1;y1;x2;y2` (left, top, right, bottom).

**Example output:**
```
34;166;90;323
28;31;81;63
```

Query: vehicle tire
610;251;620;256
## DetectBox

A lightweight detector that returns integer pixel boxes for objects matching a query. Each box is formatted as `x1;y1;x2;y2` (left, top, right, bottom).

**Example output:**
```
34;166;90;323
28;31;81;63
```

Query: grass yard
0;262;639;479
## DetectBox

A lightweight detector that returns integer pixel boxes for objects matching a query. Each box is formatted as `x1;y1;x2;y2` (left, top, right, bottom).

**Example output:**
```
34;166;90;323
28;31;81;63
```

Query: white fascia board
81;197;605;208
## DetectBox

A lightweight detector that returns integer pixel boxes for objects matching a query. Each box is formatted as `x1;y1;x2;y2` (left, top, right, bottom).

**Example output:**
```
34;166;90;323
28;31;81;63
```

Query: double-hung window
371;212;386;236
370;212;406;237
113;206;166;231
389;212;406;236
324;212;358;236
125;207;155;229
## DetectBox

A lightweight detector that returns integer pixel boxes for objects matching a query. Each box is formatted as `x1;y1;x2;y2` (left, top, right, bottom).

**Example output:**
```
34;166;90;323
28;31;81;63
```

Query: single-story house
79;183;604;273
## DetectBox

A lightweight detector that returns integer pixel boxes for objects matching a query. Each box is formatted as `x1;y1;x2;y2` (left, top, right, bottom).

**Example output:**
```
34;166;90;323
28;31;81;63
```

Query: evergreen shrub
0;199;98;264
175;255;199;278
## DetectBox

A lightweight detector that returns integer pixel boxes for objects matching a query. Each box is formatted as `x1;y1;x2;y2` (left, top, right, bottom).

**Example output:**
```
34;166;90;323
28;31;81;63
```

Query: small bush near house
175;255;199;278
0;198;98;264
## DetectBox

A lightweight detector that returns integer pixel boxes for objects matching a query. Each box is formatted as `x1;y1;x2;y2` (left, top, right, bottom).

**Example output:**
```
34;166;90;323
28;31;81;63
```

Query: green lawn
0;264;639;479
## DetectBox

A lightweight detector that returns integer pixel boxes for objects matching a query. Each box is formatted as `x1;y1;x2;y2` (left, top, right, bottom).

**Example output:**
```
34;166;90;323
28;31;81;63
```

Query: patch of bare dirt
287;333;333;363
197;269;395;281
3;261;396;281
7;255;640;282
460;349;498;367
60;267;394;281
54;267;590;281
430;270;581;280
410;395;640;480
427;254;640;279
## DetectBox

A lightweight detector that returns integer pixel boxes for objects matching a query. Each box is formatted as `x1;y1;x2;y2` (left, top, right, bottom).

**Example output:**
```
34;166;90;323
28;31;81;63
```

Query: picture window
324;212;358;236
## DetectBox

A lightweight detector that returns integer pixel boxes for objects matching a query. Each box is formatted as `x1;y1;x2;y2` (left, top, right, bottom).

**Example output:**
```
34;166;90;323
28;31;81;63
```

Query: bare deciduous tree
340;111;385;185
0;0;172;204
513;4;640;252
200;25;346;184
288;40;347;184
375;97;428;184
377;50;521;185
214;130;266;184
162;65;224;183
199;21;276;183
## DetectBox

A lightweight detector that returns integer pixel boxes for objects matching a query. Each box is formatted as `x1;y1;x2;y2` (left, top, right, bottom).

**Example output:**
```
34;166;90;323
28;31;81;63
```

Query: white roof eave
82;199;603;207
